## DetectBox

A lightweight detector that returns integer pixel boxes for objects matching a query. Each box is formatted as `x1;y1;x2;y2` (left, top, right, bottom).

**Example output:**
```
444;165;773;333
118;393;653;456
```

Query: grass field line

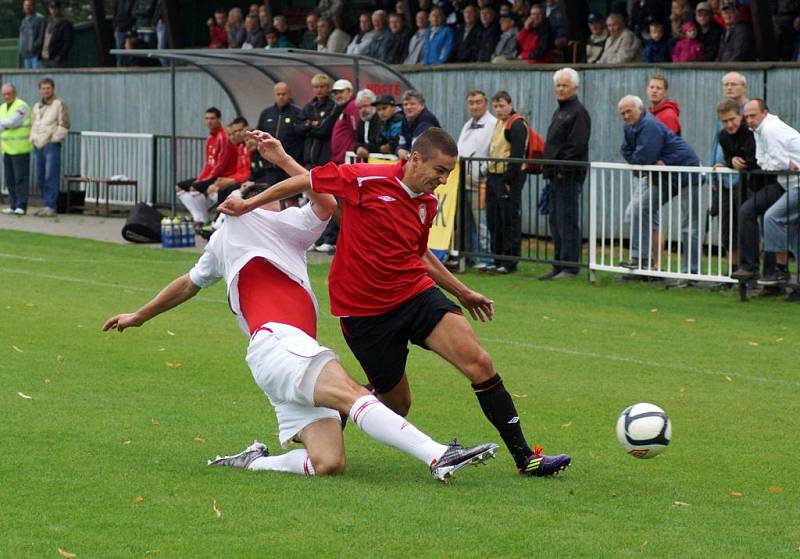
482;337;800;388
0;252;186;265
0;266;227;306
3;263;796;389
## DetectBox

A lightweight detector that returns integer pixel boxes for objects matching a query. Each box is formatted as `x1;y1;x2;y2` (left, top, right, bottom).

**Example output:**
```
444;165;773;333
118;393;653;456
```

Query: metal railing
589;164;800;288
456;156;590;271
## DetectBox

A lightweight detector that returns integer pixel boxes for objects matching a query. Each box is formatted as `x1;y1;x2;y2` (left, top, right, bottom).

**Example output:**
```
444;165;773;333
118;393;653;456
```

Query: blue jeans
764;186;800;258
34;143;62;210
23;56;42;69
625;175;701;273
3;153;31;211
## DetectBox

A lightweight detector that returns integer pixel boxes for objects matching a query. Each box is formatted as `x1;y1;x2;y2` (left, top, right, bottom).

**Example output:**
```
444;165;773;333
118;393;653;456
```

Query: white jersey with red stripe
188;203;329;335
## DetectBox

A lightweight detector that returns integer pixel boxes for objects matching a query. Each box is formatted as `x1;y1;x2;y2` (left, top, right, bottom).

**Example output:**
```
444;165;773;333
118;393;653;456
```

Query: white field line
0;253;188;265
0;266;227;305
1;264;796;389
481;337;800;388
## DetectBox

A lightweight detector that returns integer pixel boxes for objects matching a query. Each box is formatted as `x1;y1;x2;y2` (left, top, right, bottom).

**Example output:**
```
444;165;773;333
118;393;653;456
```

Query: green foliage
1;230;799;557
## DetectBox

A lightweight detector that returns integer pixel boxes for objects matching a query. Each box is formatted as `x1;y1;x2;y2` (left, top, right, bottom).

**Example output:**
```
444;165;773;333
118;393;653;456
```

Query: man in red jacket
206;117;252;207
330;79;360;164
646;75;681;135
516;4;554;63
176;107;237;226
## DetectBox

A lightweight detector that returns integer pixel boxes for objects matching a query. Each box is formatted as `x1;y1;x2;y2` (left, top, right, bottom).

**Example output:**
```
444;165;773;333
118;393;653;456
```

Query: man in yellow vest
486;91;528;274
0;84;33;215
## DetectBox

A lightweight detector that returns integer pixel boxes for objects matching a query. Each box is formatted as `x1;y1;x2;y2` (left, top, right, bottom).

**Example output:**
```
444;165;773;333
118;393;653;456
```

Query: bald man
256;82;305;187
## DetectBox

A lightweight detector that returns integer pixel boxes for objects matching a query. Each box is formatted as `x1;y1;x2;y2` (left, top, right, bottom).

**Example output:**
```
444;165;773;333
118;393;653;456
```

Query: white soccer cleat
430;439;499;483
208;440;269;469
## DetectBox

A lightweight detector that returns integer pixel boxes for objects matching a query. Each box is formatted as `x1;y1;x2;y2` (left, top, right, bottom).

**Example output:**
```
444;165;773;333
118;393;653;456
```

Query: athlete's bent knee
379;392;411;417
466;348;495;382
313;455;346;476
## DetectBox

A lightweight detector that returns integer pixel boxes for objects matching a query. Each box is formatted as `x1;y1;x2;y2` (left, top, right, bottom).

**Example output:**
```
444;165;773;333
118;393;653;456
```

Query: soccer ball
615;403;671;459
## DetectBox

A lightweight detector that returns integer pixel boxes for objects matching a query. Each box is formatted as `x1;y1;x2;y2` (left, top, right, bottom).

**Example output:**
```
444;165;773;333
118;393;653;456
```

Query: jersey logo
377;195;396;202
418;204;427;224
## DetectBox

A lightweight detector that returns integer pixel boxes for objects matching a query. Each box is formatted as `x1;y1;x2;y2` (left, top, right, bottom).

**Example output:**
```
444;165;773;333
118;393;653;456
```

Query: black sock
472;374;532;468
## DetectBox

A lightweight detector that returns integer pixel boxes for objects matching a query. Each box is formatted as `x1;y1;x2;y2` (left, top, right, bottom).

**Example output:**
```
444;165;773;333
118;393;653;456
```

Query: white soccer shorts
246;322;340;447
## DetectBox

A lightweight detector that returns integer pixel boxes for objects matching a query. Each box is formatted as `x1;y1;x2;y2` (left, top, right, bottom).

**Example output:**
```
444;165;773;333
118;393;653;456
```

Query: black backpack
121;203;163;243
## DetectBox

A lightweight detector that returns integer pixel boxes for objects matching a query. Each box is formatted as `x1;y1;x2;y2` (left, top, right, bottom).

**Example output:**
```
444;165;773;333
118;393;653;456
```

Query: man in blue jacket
396;90;441;160
618;95;701;275
422;7;455;65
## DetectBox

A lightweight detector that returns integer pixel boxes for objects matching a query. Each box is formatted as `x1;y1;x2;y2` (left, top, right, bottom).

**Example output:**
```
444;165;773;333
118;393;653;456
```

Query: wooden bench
64;176;139;217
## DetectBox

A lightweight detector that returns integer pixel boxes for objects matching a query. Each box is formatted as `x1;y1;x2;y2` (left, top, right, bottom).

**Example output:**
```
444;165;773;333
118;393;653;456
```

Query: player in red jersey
102;131;498;482
220;128;572;477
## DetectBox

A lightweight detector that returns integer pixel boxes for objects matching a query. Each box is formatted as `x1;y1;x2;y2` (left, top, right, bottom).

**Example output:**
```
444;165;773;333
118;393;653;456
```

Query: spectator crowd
12;1;800;67
195;0;800;65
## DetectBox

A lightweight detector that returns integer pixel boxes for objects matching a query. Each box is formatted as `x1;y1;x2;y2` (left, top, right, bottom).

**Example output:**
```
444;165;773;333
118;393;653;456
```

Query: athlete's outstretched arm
421;250;494;322
218;131;317;217
102;274;201;332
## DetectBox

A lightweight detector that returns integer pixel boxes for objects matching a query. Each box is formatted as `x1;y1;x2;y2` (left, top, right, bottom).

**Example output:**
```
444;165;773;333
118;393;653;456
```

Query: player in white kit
102;131;497;481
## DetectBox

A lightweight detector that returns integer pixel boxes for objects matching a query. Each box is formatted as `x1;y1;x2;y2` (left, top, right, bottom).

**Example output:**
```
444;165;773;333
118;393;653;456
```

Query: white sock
248;449;315;476
207;191;218;206
349;395;448;466
177;190;209;223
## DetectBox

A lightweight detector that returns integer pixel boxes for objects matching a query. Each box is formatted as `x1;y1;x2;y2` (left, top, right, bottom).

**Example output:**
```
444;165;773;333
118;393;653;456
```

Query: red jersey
310;161;439;317
196;125;237;182
237;258;317;338
226;143;252;184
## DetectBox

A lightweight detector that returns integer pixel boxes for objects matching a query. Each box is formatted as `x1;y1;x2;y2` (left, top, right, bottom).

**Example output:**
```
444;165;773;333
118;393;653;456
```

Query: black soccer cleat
518;445;571;477
430;439;499;483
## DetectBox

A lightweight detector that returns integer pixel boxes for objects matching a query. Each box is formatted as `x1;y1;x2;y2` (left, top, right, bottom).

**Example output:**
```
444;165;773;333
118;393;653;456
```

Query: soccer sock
176;191;209;223
472;374;532;468
248;449;315;476
349;395;448;466
206;191;218;206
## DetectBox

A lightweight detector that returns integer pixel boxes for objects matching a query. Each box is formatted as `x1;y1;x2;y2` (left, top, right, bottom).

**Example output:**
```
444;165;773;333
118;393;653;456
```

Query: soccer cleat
430;439;500;483
518;445;571;477
208;440;268;469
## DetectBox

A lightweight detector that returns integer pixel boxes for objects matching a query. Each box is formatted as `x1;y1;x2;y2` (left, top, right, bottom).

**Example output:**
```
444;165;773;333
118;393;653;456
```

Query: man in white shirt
456;90;496;270
744;99;800;286
102;131;497;482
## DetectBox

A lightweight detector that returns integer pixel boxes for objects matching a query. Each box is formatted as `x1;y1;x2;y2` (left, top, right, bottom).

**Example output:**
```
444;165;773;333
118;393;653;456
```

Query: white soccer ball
615;403;671;459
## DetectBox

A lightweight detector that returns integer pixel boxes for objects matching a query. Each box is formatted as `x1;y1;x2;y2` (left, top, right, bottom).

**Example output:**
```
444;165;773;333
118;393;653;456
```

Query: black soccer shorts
177;177;216;194
339;287;462;394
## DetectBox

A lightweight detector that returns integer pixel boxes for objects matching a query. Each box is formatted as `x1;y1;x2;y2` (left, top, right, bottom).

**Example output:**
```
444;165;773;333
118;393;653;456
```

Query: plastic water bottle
172;217;182;248
185;217;196;247
161;217;172;248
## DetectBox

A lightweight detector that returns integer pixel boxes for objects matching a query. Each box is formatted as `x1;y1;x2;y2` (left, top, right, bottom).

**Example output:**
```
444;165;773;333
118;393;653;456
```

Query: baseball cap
331;79;353;91
588;12;603;23
48;0;62;7
372;94;396;106
695;2;712;12
720;2;737;11
681;21;697;32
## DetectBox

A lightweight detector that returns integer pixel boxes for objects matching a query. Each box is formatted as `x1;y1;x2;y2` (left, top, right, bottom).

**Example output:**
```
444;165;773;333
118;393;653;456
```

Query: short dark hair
649;74;669;89
491;90;512;104
412;127;458;159
649;20;664;29
214;8;225;15
38;77;55;89
230;116;249;127
716;99;740;115
243;184;269;199
206;107;221;118
749;98;768;112
466;89;487;100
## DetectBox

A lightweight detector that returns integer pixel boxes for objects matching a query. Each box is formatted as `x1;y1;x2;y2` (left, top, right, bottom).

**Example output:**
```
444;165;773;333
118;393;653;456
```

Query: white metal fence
589;162;740;283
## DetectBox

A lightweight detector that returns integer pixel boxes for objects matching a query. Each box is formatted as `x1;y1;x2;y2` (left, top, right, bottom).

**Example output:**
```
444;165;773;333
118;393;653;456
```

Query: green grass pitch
1;229;799;558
